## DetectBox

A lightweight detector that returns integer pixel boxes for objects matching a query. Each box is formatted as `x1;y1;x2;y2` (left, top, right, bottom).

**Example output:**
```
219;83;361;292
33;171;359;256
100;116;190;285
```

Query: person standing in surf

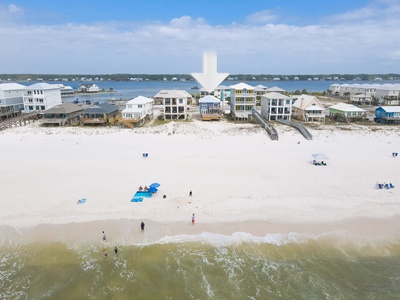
192;213;195;225
141;221;145;231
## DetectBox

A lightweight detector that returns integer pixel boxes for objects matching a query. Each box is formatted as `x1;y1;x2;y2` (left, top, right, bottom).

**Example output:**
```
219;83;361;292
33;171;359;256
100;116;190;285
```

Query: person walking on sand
192;213;195;225
141;221;145;231
103;249;108;257
102;231;107;242
114;246;118;254
189;190;192;197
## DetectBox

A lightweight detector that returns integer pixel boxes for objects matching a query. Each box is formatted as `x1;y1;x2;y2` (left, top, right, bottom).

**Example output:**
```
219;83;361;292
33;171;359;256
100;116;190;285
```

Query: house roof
44;103;83;114
199;95;221;103
293;94;323;109
83;103;119;114
26;83;61;90
0;83;26;90
267;86;285;92
215;85;231;90
329;103;366;112
153;90;192;98
230;82;254;90
262;92;291;99
254;85;268;92
126;96;153;105
378;106;400;113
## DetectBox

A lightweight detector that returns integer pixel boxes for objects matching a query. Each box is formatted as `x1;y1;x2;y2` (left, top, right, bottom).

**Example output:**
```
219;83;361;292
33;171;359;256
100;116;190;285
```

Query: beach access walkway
0;112;40;131
252;109;279;140
276;119;313;140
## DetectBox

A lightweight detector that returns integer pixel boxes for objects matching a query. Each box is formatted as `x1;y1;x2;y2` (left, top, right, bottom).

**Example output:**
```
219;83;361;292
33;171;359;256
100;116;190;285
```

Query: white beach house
153;90;192;120
261;92;292;121
78;84;100;93
23;83;62;113
229;82;256;121
0;83;26;119
121;96;154;127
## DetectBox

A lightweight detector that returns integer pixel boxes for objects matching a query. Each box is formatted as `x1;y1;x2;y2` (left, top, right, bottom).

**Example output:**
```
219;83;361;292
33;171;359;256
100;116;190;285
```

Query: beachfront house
254;84;268;106
23;83;62;113
81;103;119;125
292;94;325;122
153;90;191;120
153;89;194;106
0;83;26;120
374;106;400;124
78;84;100;93
374;86;400;106
57;84;74;96
199;95;222;121
41;103;83;126
350;94;373;105
261;92;292;121
213;85;231;102
121;96;154;127
329;83;400;105
199;88;210;98
328;103;367;122
266;86;286;94
229;82;256;121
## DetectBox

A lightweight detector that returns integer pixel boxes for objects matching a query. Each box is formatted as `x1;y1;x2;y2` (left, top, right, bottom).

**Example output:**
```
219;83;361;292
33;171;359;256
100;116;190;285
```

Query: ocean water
1;232;400;300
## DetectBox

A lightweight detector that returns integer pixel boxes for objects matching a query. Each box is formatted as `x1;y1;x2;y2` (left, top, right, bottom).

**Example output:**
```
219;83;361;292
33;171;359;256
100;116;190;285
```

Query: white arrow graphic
191;52;229;93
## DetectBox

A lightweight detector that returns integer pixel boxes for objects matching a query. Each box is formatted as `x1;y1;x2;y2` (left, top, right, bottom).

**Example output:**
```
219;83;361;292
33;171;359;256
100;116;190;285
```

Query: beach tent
311;153;329;160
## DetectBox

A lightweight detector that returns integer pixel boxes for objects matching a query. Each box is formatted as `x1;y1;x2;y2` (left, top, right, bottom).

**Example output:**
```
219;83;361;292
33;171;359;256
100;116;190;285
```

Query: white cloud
0;4;400;74
246;10;278;24
8;3;22;14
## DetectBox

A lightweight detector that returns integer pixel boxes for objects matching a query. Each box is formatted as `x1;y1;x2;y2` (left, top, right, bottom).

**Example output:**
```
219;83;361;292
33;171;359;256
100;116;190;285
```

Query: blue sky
0;0;399;74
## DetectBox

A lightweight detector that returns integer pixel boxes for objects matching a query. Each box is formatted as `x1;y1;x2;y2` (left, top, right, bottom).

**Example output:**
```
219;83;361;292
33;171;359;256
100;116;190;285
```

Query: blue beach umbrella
148;187;158;193
149;183;160;188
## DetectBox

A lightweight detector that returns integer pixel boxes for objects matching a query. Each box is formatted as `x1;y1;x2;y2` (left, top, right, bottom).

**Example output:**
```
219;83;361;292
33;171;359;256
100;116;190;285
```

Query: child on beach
192;213;195;225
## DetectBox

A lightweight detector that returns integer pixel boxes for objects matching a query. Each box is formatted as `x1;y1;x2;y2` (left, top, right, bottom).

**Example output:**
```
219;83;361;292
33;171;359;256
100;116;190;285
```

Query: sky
0;0;400;75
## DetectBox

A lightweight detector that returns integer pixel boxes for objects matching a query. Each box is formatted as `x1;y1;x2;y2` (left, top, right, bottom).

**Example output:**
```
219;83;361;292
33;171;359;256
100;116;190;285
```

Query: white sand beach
1;120;399;242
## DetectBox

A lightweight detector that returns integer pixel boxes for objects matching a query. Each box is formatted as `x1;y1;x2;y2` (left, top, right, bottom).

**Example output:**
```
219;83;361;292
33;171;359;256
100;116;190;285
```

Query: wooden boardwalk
0;112;40;131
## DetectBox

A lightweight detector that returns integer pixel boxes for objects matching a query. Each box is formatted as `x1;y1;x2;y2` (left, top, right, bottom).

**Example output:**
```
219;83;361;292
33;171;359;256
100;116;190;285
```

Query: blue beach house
199;95;222;121
375;106;400;124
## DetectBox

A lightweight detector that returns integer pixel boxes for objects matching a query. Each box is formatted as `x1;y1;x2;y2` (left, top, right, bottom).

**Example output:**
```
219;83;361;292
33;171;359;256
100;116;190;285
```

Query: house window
27;91;32;95
179;99;183;104
286;100;290;105
138;104;142;108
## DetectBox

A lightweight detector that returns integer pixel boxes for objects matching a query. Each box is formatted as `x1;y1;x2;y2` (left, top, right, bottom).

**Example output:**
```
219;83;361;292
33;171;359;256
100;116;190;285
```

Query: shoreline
2;215;400;247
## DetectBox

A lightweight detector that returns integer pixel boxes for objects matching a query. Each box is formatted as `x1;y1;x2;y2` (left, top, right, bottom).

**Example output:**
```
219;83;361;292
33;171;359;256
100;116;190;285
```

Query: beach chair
390;183;395;188
385;184;390;189
378;184;383;189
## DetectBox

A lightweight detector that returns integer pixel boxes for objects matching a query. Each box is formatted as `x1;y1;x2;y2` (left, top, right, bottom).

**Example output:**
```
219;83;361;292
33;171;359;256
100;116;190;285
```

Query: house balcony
81;117;107;124
380;115;400;120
